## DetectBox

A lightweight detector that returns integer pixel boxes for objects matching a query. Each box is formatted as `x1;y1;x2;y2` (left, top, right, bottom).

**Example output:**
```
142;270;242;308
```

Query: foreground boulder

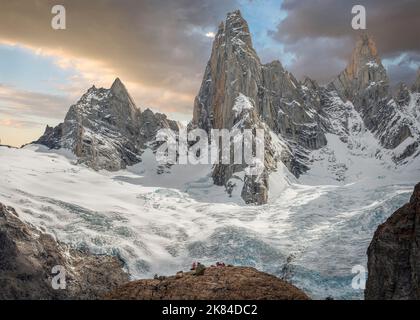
104;266;309;300
0;203;129;299
365;183;420;300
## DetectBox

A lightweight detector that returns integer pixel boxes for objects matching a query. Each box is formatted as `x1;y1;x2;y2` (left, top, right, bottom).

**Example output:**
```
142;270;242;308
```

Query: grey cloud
271;0;420;85
0;84;72;122
280;36;354;83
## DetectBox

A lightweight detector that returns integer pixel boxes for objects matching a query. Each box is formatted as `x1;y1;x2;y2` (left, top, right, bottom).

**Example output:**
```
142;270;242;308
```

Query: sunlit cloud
0;41;196;120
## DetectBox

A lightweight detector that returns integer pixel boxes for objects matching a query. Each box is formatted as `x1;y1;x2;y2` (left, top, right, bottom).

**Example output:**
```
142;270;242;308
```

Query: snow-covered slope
302;91;420;185
1;144;419;299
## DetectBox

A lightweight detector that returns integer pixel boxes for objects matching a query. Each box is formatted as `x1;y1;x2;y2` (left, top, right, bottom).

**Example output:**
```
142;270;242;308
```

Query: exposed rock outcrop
365;183;420;300
0;202;129;299
104;266;309;300
412;69;420;93
35;78;180;171
395;83;411;107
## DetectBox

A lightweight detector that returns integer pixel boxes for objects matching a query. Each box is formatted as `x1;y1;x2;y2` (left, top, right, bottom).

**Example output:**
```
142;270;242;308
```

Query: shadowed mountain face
366;183;420;300
36;10;420;205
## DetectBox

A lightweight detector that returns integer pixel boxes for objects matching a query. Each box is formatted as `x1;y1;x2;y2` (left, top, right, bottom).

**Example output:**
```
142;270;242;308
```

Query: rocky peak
192;10;261;132
302;76;319;91
110;77;138;112
110;77;126;94
346;33;381;79
328;33;414;151
333;32;389;100
411;182;420;203
412;68;420;92
395;82;411;106
35;79;179;171
225;10;253;49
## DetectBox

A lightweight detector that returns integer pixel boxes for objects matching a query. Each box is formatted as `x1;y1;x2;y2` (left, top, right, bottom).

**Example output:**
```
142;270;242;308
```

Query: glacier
1;123;419;299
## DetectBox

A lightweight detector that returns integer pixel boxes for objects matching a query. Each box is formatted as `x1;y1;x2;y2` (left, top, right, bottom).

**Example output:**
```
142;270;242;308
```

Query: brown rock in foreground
0;202;129;300
365;183;420;300
104;266;309;300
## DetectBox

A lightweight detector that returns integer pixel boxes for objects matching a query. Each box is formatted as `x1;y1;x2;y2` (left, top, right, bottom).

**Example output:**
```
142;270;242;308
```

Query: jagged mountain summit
331;33;417;151
192;10;419;204
35;78;180;171
332;33;389;101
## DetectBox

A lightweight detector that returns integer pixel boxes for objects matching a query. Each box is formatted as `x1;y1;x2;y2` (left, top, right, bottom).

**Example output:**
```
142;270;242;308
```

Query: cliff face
192;10;327;203
104;266;309;300
0;202;128;299
192;11;261;132
365;183;420;300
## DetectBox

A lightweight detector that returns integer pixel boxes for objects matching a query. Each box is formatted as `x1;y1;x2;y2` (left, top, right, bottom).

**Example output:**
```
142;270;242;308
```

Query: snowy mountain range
192;11;420;204
35;10;420;205
1;10;419;299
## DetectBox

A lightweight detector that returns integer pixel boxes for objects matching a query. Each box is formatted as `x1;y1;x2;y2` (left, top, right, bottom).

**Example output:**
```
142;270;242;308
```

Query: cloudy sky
0;0;419;146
